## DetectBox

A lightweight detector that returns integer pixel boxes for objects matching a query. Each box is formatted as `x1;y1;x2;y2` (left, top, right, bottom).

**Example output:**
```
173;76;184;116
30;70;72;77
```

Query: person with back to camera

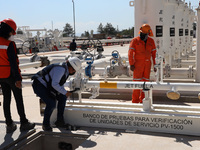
32;57;81;131
0;18;35;133
128;24;157;103
69;39;77;51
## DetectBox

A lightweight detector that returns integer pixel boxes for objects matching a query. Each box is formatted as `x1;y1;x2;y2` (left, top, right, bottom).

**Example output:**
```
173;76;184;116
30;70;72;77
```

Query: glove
69;88;80;93
130;65;135;71
66;92;72;97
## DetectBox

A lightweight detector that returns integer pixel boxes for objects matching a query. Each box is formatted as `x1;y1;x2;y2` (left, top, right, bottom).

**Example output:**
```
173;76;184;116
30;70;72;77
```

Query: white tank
134;0;165;56
196;3;200;82
182;3;190;56
163;0;178;66
174;0;185;61
187;5;195;54
133;0;196;68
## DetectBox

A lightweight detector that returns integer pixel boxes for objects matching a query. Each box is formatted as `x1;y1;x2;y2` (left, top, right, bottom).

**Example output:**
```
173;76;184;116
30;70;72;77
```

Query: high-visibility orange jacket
128;36;156;69
0;37;21;80
128;36;156;103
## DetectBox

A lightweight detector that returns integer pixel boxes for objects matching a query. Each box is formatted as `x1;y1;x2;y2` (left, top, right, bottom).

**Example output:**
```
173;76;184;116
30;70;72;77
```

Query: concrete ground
1;86;200;150
0;45;200;150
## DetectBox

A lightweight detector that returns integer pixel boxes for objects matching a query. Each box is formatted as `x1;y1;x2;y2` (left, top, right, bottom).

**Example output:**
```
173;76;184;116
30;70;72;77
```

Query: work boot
42;124;52;131
55;120;66;128
20;122;35;131
6;122;17;133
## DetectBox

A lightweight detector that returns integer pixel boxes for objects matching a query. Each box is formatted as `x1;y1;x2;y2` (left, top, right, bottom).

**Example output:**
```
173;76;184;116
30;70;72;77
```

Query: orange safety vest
0;37;13;78
0;37;12;78
128;36;156;66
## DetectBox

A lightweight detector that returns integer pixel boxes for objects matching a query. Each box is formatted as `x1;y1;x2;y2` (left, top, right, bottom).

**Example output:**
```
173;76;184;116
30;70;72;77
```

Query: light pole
72;0;76;39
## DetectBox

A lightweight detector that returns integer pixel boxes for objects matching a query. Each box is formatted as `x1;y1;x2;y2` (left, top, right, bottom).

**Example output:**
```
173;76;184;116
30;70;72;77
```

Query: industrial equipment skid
51;101;200;136
23;80;200;136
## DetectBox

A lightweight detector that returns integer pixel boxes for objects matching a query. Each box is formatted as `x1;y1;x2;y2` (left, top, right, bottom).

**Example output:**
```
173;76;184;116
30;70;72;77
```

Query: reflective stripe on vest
0;45;8;49
131;37;155;60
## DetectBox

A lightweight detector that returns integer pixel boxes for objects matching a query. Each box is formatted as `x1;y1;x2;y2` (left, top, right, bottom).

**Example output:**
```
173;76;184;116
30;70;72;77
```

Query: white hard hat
68;57;81;71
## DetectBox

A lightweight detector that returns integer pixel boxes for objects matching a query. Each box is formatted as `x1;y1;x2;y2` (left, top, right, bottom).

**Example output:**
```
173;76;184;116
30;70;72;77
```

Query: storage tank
174;0;185;64
187;3;195;54
133;0;194;67
183;2;190;57
163;0;178;66
134;0;165;57
196;2;200;82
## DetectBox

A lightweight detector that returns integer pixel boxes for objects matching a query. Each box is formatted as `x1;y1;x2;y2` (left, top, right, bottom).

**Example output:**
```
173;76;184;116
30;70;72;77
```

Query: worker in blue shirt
32;57;81;131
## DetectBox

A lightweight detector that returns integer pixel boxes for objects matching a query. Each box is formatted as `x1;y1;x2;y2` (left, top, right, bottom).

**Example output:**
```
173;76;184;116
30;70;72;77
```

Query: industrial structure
1;0;200;149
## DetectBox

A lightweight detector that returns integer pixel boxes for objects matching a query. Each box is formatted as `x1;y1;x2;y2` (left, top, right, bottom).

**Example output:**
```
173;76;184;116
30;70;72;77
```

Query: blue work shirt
37;65;69;95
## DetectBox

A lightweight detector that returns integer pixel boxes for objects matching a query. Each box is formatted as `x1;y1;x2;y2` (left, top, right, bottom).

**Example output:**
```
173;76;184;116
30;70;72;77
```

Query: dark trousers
32;79;67;125
0;77;28;125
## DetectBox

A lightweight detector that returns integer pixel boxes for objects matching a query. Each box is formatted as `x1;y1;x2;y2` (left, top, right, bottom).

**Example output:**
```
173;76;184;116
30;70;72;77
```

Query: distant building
93;34;106;39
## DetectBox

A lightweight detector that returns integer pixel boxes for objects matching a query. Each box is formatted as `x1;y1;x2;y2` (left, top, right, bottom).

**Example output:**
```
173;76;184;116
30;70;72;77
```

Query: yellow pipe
100;82;117;89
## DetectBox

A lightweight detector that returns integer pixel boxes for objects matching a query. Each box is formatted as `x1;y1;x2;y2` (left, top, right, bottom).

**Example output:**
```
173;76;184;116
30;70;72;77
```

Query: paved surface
1;86;200;150
0;45;200;150
77;128;200;150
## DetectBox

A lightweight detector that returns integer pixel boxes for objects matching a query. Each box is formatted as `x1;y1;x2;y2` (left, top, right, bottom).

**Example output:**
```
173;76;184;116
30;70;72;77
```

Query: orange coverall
128;36;156;103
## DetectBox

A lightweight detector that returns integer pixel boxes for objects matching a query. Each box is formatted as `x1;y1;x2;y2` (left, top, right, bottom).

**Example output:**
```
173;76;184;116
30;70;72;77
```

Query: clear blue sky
0;0;198;35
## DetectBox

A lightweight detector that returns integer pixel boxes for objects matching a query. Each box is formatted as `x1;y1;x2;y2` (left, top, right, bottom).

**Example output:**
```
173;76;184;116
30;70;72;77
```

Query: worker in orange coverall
128;24;157;103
